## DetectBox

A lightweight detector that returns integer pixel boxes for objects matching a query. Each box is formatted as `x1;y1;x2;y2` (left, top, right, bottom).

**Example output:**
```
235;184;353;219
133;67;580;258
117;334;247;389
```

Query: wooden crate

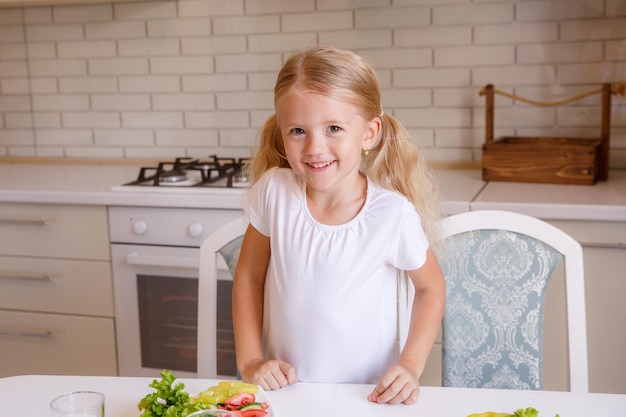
483;136;602;185
480;83;621;185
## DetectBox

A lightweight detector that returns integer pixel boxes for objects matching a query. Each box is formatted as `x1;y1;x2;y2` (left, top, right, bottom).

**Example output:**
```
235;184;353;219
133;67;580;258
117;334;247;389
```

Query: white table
1;375;625;417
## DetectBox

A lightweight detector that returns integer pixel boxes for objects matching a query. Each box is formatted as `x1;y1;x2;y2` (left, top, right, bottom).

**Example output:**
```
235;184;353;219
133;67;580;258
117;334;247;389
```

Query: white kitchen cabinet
0;310;117;376
547;220;626;395
0;256;113;316
0;203;117;377
0;203;109;260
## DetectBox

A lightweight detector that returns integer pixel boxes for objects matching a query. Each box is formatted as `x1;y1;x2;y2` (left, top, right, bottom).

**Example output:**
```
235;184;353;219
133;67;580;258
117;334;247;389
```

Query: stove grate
123;155;250;188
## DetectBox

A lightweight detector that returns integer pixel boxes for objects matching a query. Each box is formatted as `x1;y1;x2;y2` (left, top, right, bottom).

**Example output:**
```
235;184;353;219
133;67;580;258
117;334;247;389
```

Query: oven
108;156;247;378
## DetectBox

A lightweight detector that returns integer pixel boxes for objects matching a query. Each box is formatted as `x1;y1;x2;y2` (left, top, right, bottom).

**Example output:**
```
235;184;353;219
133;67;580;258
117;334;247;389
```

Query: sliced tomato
241;410;268;417
224;392;255;409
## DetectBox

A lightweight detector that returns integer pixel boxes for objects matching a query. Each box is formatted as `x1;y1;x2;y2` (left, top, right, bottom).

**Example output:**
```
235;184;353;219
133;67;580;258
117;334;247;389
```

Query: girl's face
276;89;380;195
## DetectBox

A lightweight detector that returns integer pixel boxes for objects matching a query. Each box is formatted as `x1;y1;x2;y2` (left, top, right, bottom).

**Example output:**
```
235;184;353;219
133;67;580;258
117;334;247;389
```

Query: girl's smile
307;161;335;169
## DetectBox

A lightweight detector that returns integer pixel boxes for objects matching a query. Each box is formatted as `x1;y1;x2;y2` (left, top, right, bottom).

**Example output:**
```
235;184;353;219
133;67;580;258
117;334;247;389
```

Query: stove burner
159;168;188;183
122;155;250;188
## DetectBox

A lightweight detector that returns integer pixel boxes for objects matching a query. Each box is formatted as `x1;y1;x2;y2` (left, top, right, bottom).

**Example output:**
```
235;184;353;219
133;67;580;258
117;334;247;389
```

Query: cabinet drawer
0;203;109;260
0;256;113;316
0;310;117;377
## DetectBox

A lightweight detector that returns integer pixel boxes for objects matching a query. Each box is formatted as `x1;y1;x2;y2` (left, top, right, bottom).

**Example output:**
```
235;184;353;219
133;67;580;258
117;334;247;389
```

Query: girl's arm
368;247;446;404
232;224;297;390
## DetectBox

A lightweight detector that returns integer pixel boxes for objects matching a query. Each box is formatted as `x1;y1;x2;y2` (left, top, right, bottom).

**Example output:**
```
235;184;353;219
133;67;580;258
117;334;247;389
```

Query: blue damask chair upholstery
437;210;589;393
441;229;562;390
218;236;244;277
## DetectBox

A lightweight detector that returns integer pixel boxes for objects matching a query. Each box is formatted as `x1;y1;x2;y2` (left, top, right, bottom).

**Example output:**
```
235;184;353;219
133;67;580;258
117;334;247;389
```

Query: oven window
138;275;198;372
216;279;236;377
137;275;236;376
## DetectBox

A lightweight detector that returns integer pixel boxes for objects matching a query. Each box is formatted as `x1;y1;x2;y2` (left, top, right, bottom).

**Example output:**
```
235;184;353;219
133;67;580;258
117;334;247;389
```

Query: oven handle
126;251;199;269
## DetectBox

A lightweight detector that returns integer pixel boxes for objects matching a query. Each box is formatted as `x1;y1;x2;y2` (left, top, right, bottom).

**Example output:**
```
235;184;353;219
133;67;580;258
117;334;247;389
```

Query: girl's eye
290;127;305;135
328;125;342;133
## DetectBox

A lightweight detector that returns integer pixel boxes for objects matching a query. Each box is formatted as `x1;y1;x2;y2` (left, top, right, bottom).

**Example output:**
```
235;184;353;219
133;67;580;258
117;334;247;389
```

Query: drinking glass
50;391;104;417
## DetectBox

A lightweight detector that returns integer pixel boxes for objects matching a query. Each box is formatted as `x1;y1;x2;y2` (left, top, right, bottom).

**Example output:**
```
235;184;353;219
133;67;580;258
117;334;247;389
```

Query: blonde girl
233;45;445;405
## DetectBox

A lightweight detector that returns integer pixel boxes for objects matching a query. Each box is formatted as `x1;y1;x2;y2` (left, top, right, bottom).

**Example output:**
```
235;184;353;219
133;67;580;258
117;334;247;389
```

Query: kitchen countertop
0;161;625;221
474;171;626;221
0;161;486;213
0;162;248;210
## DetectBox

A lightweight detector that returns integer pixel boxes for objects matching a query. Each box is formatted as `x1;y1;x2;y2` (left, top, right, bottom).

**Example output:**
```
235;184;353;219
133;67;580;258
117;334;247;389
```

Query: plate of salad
138;370;273;417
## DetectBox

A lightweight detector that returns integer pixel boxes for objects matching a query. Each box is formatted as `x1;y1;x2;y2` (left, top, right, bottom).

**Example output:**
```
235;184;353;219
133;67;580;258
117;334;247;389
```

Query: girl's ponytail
247;114;289;184
363;113;442;243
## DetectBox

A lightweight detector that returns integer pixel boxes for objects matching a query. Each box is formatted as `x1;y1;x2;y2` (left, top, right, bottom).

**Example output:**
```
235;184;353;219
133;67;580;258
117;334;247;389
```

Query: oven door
110;244;235;378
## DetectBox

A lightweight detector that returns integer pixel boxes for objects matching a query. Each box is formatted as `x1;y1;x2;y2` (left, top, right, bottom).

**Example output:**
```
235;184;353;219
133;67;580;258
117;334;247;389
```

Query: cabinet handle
0;329;56;339
0;274;55;283
0;219;49;227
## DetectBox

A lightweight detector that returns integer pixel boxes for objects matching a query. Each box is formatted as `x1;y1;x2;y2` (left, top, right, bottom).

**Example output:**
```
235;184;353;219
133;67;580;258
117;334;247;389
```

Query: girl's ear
363;116;382;151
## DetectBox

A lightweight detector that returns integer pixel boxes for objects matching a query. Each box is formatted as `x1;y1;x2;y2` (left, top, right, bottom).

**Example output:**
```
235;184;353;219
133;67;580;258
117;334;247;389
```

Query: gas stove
111;155;250;192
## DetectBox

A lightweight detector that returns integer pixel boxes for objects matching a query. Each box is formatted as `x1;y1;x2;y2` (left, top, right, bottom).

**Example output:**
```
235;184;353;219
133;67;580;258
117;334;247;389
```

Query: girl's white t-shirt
242;167;429;384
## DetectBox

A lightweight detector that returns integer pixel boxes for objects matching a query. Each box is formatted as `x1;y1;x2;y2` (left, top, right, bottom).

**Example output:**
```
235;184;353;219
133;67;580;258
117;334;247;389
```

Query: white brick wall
213;15;278;35
52;4;112;23
0;0;624;168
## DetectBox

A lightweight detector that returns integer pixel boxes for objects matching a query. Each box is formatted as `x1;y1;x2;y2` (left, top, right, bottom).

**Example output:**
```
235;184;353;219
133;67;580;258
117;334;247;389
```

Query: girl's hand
240;358;298;391
367;362;420;405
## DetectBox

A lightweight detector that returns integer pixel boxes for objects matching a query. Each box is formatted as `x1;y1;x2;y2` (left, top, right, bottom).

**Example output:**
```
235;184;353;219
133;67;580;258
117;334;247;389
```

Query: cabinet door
0;203;109;260
0;310;117;377
583;246;626;394
549;220;626;394
0;256;113;316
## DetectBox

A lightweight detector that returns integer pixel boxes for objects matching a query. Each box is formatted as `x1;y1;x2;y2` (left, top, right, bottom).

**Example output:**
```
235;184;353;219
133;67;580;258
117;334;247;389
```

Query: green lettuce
138;369;208;417
510;408;538;417
509;407;559;417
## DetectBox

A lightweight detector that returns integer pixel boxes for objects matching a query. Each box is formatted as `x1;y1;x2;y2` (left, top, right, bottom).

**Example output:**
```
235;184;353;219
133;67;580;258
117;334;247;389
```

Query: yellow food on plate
467;413;510;417
194;381;260;405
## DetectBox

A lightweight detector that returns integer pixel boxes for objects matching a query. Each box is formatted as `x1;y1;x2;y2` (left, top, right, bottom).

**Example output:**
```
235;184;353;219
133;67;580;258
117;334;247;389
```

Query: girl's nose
304;131;325;155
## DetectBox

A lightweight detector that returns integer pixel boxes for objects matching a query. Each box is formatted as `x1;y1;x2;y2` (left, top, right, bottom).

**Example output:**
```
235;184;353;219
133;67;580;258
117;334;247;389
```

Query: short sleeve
386;201;430;271
241;168;276;237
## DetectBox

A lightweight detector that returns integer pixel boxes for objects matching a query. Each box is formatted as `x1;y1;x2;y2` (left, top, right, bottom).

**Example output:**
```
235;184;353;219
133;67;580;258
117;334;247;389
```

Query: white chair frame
197;216;248;378
436;210;589;393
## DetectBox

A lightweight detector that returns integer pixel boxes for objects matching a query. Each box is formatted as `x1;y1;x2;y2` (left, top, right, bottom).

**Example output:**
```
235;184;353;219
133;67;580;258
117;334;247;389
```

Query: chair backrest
437;210;588;393
197;216;247;378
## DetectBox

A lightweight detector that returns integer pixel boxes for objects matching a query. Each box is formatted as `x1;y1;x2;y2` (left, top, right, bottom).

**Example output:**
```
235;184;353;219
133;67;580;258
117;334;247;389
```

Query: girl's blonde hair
247;45;442;242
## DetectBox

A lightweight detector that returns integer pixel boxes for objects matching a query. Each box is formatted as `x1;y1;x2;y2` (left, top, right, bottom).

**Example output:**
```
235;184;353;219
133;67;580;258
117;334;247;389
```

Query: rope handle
479;82;625;107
